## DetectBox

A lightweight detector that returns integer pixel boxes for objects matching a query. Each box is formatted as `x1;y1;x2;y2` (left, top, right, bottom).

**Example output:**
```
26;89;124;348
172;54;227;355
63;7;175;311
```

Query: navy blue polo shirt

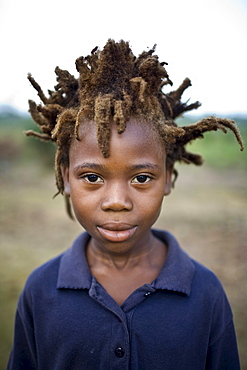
8;230;240;369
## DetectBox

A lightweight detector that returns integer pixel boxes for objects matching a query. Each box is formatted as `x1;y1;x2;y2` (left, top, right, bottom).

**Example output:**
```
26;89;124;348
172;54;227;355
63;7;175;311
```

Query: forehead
69;118;166;163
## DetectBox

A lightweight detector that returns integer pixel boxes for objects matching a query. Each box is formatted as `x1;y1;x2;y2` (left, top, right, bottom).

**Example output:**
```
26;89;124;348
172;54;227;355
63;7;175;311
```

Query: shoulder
23;253;64;297
21;232;90;299
192;259;226;297
182;253;230;309
15;253;65;322
191;260;234;330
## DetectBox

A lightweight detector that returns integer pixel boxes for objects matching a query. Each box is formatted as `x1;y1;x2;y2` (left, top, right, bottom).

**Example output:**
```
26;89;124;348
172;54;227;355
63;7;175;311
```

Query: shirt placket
89;278;157;369
89;277;130;369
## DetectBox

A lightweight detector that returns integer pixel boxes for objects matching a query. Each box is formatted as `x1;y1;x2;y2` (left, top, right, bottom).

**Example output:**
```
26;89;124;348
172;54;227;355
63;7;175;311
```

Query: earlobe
164;168;173;196
61;165;71;195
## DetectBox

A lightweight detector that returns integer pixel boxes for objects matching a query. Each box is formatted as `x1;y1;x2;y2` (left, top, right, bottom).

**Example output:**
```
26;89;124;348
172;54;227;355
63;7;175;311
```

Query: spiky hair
26;39;244;214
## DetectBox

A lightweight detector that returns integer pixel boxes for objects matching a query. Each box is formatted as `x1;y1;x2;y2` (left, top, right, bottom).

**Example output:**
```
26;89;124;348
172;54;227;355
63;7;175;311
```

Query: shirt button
115;347;125;358
144;291;151;297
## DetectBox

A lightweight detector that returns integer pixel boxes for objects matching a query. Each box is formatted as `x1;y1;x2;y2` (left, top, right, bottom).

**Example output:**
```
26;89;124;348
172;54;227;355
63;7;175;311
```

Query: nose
101;182;133;212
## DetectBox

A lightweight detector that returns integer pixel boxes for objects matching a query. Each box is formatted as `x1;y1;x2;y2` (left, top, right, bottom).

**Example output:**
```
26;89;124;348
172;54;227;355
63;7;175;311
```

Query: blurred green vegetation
178;114;247;169
0;114;56;169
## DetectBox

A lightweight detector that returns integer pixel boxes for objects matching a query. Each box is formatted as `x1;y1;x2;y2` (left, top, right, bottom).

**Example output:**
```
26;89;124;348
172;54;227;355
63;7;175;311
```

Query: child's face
62;118;173;255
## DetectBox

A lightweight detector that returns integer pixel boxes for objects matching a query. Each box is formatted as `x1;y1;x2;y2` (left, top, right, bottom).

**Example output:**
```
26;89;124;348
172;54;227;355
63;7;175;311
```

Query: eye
82;174;103;183
132;175;152;184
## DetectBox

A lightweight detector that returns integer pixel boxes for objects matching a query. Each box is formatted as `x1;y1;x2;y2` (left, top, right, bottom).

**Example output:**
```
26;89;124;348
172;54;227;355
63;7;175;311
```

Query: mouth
97;222;137;243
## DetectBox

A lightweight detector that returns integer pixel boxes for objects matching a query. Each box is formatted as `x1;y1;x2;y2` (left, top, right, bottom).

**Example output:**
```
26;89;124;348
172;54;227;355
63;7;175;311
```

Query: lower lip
97;226;137;242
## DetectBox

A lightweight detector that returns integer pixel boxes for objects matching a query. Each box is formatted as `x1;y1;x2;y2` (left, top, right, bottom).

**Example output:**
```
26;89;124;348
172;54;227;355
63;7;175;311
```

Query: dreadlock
26;39;244;216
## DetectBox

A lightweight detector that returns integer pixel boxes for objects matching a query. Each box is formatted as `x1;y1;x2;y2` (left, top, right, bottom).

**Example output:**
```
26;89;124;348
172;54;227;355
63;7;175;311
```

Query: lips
97;223;137;242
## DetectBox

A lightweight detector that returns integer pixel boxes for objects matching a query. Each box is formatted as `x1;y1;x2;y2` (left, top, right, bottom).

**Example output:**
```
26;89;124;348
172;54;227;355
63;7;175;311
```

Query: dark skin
62;118;173;305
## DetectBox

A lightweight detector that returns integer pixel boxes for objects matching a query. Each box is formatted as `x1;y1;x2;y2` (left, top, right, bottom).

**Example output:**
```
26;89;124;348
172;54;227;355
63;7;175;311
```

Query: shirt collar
57;230;195;296
57;232;92;290
151;229;195;296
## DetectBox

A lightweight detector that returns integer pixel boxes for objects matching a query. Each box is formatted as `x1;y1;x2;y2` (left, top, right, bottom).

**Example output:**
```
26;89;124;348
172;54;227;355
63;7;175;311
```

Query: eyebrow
129;163;160;171
73;162;160;172
73;163;103;173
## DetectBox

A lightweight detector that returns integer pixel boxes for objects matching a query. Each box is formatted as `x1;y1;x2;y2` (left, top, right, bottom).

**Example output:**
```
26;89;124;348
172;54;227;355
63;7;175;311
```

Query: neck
86;231;167;271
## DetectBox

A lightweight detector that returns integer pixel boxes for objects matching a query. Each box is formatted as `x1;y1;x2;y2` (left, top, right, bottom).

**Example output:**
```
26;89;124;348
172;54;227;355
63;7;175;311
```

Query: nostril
101;200;132;212
101;197;133;212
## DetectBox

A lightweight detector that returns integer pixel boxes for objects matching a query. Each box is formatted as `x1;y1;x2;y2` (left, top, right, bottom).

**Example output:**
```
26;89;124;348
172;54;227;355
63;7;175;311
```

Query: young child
8;39;244;369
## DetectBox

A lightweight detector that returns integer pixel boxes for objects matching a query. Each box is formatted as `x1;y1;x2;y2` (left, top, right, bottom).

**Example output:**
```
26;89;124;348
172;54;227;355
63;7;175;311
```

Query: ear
164;167;173;196
61;165;71;195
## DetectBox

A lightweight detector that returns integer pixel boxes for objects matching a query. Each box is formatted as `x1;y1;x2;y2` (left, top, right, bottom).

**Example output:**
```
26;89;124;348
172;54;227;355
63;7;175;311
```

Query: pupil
88;174;98;182
137;175;147;183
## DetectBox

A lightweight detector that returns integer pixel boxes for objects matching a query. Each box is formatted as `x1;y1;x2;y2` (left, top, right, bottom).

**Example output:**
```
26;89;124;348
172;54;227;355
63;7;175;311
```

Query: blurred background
0;0;246;368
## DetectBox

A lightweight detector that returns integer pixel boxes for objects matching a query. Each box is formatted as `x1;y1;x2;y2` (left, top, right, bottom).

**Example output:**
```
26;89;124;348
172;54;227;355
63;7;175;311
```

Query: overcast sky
0;0;246;116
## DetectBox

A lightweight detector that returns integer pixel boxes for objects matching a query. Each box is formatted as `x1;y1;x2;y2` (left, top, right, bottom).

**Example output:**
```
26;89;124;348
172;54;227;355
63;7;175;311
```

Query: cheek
138;190;164;216
69;187;97;219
